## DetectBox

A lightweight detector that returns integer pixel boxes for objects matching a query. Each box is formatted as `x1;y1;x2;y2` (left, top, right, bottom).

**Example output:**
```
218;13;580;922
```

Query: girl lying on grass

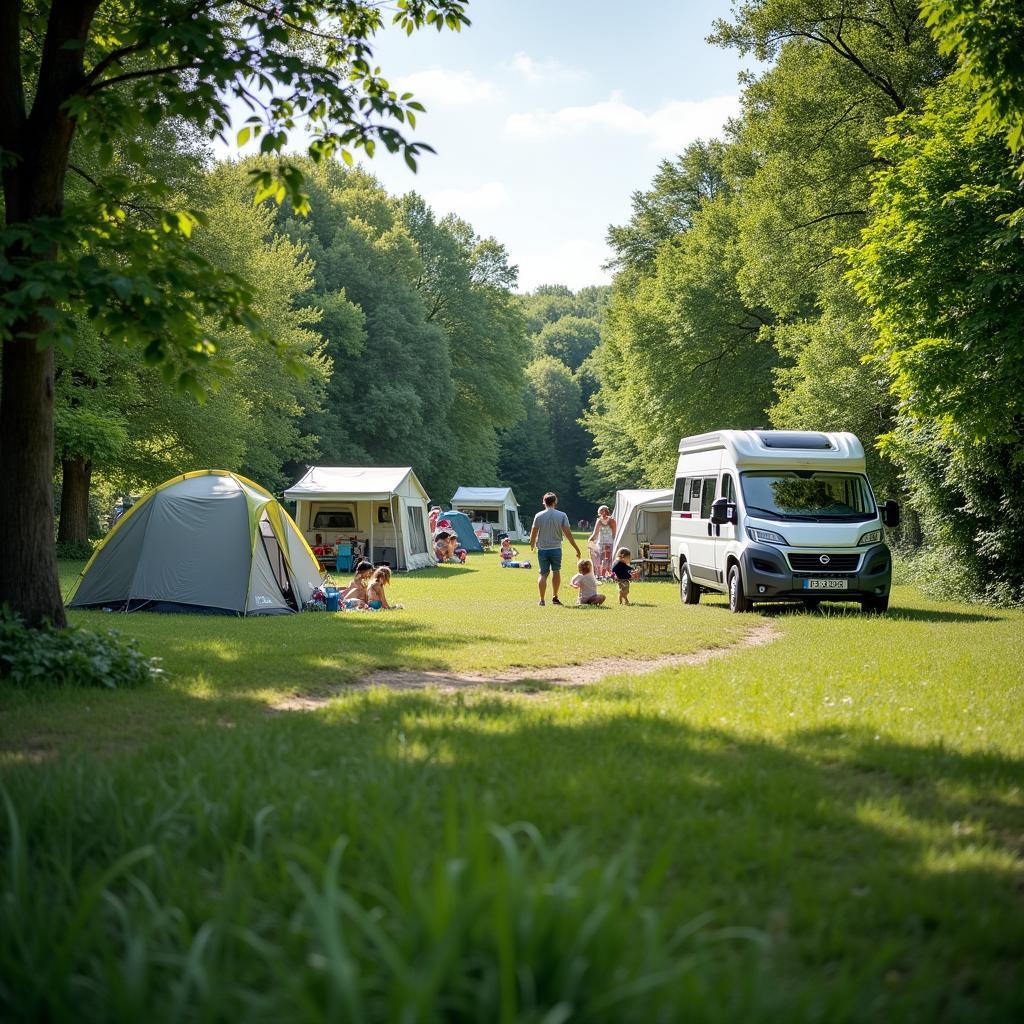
570;559;606;606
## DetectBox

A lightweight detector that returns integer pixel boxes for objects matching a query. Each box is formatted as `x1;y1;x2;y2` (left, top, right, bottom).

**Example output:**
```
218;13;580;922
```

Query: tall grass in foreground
1;767;769;1024
2;566;1021;1021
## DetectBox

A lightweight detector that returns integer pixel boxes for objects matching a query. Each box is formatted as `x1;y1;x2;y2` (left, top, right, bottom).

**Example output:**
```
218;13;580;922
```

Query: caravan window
377;505;392;524
686;477;717;518
507;510;518;532
673;477;689;511
699;478;716;519
407;506;428;554
312;508;356;530
466;508;500;523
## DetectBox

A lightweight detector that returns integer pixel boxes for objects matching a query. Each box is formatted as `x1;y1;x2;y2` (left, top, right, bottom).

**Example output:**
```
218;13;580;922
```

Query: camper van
671;430;899;613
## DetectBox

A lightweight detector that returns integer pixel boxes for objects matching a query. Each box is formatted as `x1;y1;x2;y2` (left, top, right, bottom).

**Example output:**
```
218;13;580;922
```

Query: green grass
1;555;1022;1021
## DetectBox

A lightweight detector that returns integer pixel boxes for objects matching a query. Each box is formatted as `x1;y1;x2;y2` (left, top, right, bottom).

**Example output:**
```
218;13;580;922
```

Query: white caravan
671;430;899;613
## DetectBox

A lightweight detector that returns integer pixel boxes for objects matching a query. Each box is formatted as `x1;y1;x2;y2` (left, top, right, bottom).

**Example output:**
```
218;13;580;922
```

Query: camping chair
334;542;353;573
645;544;671;577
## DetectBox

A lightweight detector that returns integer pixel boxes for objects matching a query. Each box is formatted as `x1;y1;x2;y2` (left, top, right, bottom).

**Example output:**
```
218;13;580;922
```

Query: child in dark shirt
610;547;639;605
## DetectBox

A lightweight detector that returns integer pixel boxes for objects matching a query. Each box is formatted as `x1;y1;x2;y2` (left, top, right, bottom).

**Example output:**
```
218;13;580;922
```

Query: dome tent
437;510;483;553
67;471;323;615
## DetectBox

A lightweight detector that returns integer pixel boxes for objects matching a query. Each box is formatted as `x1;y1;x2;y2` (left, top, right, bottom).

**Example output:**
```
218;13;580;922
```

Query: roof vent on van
755;431;834;450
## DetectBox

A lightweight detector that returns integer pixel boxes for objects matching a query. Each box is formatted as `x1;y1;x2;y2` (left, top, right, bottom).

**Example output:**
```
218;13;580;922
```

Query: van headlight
749;528;788;546
858;529;882;545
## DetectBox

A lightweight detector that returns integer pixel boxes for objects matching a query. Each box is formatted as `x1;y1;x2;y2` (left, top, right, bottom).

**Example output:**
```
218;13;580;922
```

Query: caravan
671;430;899;613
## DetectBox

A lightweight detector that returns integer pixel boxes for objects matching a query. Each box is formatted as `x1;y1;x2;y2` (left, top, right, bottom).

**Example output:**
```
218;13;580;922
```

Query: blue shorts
537;548;562;575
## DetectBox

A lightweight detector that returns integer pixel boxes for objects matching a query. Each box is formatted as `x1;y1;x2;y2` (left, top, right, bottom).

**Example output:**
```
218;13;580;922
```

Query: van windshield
740;471;875;522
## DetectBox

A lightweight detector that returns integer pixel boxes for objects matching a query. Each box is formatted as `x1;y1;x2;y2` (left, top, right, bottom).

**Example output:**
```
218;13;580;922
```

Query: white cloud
506;92;740;152
396;68;498;108
426;181;511;218
514;238;613;293
506;51;586;84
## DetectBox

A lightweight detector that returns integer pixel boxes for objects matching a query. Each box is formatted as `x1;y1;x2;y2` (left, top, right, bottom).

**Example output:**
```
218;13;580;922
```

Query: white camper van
671;430;899;613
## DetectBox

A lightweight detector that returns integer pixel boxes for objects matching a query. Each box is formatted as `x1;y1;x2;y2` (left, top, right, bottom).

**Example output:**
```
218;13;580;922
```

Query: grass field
1;550;1022;1021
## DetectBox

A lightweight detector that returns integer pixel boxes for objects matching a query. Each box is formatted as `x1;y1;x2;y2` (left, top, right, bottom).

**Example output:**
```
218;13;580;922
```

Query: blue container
325;587;340;612
335;543;353;572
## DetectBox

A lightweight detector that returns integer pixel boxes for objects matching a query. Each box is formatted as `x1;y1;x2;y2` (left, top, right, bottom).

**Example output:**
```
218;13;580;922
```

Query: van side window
721;474;736;502
699;476;716;519
673;476;689;511
689;478;702;514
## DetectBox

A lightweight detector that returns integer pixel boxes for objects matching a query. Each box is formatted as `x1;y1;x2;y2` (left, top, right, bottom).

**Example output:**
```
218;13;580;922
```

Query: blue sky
232;0;750;291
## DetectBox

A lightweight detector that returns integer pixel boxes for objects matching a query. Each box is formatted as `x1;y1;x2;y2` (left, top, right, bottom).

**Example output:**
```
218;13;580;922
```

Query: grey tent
67;470;323;615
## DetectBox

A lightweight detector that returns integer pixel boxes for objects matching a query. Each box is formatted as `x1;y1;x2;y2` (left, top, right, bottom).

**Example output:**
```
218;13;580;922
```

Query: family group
428;507;468;565
528;492;639;607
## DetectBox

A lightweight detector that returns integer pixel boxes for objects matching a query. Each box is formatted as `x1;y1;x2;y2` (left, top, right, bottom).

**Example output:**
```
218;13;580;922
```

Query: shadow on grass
4;687;1021;1018
735;603;1002;624
410;565;478;577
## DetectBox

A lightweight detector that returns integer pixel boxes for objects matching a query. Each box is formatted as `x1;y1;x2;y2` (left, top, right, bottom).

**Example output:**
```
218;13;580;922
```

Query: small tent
611;488;674;556
285;466;434;571
68;471;322;615
437;510;483;553
449;486;524;540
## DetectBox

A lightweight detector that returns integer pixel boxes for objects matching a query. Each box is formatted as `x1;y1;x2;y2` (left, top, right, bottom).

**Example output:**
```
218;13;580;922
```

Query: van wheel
861;595;889;613
728;564;752;613
680;562;701;605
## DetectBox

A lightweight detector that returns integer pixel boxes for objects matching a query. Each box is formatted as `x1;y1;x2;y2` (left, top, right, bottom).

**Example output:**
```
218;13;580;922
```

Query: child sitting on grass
340;560;373;609
366;565;399;610
499;537;532;569
610;548;640;605
570;559;606;606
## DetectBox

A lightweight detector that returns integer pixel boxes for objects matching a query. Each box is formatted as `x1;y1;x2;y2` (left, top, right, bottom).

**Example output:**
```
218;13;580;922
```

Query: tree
849;81;1024;599
273;163;455;495
402;195;527;497
587;143;776;494
51;161;328;545
606;139;730;274
923;0;1024;185
532;315;600;371
1;0;468;626
497;386;562;514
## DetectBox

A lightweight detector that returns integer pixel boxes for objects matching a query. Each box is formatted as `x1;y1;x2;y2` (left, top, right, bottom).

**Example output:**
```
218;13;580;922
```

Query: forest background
46;0;1024;606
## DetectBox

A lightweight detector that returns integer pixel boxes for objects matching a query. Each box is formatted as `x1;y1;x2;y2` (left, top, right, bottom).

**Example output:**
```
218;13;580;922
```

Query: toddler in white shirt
570;559;606;606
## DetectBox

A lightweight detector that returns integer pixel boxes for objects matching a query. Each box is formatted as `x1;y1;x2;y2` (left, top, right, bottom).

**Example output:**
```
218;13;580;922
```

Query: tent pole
390;492;402;570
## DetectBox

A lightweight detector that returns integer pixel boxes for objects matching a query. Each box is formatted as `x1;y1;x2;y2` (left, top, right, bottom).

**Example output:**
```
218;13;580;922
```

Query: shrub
55;539;94;560
0;609;165;689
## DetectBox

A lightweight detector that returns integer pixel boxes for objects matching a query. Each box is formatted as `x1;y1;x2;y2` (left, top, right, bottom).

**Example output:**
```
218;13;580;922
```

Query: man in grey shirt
529;492;581;606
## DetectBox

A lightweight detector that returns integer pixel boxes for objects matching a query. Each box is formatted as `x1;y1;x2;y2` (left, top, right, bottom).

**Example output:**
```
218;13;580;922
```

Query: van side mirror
880;499;900;528
710;497;735;526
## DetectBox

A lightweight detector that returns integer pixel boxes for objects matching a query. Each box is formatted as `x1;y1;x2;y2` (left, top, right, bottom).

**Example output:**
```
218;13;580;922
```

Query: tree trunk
0;329;66;626
0;0;100;627
57;455;93;547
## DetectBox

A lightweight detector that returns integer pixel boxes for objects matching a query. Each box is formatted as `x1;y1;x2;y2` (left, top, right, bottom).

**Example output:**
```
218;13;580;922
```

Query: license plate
803;578;848;590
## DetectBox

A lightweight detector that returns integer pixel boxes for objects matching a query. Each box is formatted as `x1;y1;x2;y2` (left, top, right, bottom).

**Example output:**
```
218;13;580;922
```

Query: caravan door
686;474;720;587
713;471;739;583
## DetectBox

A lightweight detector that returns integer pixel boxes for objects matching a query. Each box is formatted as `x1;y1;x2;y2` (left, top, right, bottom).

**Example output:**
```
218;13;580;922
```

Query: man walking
529;492;581;606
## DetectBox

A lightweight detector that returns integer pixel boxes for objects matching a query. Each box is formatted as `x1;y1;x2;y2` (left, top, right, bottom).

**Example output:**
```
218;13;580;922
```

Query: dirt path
271;618;780;711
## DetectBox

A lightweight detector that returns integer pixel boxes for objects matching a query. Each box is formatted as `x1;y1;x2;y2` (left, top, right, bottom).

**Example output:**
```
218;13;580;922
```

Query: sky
231;0;751;292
